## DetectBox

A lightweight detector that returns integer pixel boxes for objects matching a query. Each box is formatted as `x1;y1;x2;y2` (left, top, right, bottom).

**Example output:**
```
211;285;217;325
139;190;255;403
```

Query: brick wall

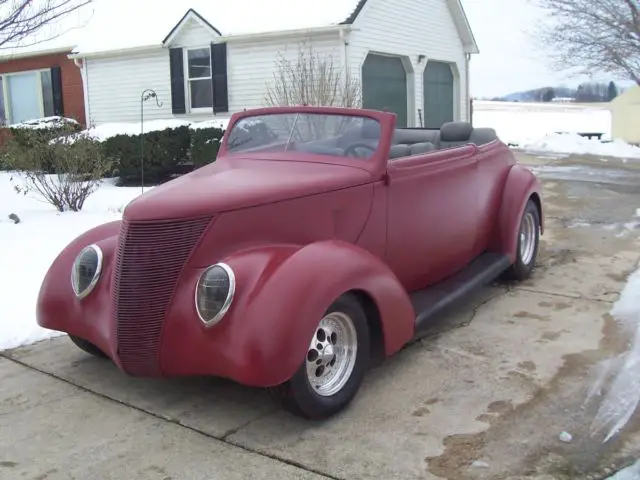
0;51;86;126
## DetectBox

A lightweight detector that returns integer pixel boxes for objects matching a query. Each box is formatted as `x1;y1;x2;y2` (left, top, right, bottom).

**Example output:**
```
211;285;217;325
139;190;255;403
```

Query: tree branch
0;0;92;50
532;0;640;84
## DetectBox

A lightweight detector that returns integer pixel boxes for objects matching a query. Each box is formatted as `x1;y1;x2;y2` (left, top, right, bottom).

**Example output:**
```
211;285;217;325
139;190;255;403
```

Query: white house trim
446;0;479;54
68;45;160;60
217;25;352;43
162;9;222;46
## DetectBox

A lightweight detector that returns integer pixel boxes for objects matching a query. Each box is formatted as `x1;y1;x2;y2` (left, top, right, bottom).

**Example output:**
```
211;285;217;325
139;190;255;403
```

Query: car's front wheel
504;199;540;281
68;335;109;359
270;293;370;419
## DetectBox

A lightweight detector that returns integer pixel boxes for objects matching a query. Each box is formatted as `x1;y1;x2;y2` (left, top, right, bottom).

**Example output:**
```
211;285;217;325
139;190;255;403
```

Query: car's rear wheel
270;293;370;419
504;199;540;281
68;335;109;359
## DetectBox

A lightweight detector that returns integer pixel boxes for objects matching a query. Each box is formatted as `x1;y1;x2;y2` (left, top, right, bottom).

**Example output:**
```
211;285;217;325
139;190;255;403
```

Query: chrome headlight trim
71;244;103;299
195;262;236;327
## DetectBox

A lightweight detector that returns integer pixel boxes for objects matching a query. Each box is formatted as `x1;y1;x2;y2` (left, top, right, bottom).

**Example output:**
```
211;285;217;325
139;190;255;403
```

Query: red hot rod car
37;106;543;419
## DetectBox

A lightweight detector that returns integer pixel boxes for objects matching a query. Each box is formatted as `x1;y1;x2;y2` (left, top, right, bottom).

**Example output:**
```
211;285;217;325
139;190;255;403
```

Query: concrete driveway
2;152;640;480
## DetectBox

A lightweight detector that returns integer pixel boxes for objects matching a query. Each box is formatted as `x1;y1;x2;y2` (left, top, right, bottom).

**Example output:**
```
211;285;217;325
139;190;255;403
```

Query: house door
362;54;408;127
423;61;455;128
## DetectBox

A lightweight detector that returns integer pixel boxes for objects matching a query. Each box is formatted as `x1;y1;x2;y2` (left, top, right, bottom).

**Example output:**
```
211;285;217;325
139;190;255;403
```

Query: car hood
123;157;372;221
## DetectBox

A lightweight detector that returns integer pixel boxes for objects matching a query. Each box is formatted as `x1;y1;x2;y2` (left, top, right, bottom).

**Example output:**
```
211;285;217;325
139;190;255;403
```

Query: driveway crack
0;352;343;480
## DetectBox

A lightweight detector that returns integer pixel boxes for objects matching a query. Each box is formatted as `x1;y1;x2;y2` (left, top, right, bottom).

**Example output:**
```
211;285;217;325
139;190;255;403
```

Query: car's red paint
490;164;545;262
158;241;415;386
36;105;543;388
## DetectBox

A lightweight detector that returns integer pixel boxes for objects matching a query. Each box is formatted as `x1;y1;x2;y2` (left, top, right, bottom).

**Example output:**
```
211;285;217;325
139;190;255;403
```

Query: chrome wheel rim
306;312;358;397
519;212;537;265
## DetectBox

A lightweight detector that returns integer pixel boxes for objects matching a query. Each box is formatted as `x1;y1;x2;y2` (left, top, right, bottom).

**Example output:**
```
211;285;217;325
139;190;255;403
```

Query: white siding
85;49;174;125
227;34;343;111
82;0;469;127
347;0;468;126
84;24;342;125
170;18;220;48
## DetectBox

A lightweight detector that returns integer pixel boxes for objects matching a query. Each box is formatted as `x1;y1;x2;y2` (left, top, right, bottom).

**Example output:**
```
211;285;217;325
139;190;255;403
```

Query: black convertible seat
440;122;498;148
410;142;436;155
389;144;411;159
392;123;499;152
469;127;499;146
388;142;436;160
393;129;440;146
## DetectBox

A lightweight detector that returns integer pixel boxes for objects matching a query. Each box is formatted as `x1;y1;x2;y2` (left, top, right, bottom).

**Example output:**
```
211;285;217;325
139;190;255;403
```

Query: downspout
465;52;472;124
73;56;90;127
339;27;352;106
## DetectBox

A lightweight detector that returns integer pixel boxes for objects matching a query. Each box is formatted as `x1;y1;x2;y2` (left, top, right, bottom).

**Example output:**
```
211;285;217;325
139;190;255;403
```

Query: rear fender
171;240;415;387
492;164;544;262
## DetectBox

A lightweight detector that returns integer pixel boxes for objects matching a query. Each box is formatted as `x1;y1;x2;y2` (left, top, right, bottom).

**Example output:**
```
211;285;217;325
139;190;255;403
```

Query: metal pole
140;92;145;196
139;89;163;196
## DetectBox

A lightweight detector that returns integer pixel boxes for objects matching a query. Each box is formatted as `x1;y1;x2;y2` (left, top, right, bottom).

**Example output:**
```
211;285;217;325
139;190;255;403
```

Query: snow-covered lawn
473;100;640;160
80;117;229;141
0;174;145;350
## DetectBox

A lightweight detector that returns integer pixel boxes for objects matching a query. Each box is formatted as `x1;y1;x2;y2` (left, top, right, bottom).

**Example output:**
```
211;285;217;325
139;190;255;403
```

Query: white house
68;0;478;129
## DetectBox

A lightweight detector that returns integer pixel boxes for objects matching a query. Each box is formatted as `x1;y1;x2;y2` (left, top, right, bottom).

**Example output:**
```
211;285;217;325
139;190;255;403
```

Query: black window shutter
210;42;228;113
169;47;186;114
50;66;64;116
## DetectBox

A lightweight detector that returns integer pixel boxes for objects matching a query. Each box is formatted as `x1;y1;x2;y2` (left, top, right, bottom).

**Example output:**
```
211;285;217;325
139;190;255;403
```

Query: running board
411;252;511;337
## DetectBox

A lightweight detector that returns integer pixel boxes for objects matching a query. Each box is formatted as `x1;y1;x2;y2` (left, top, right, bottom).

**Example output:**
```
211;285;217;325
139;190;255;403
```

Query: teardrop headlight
195;263;235;327
71;244;103;299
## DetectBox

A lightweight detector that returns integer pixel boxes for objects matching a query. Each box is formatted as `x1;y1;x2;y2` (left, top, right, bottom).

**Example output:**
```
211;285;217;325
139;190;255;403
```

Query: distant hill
490;81;624;103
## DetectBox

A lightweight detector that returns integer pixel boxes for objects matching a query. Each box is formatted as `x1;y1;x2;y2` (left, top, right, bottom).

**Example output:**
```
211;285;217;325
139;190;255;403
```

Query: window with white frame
186;47;213;110
0;69;56;125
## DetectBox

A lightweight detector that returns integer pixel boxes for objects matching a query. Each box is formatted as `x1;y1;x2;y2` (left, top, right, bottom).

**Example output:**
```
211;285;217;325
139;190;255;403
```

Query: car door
385;145;480;292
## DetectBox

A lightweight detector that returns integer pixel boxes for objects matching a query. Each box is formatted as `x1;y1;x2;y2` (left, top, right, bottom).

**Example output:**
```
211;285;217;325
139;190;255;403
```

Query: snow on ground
0;173;146;351
520;134;640;160
473;101;640;160
81;118;230;142
607;460;640;480
586;264;640;444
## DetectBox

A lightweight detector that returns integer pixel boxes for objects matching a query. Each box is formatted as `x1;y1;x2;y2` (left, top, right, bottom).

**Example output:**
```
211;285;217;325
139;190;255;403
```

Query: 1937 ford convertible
37;106;543;419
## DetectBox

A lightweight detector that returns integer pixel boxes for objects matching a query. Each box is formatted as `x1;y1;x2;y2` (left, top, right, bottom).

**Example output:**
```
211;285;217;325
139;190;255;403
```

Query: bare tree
531;0;640;85
0;0;92;50
265;39;362;108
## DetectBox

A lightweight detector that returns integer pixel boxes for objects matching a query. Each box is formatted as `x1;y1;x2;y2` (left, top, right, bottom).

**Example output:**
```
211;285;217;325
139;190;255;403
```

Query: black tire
68;335;109;359
270;293;370;420
503;199;540;281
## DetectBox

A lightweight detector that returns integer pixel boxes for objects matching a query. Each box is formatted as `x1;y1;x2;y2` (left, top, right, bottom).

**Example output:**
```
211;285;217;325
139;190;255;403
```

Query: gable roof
341;0;478;54
1;0;478;58
72;0;364;56
446;0;479;54
162;9;221;46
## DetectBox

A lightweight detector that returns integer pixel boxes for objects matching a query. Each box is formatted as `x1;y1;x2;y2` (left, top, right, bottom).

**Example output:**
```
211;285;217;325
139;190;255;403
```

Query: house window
186;47;213;109
0;69;56;125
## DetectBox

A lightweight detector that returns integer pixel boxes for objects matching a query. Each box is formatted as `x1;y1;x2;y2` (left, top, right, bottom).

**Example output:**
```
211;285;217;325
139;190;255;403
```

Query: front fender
36;220;122;357
159;240;415;387
492;164;544;262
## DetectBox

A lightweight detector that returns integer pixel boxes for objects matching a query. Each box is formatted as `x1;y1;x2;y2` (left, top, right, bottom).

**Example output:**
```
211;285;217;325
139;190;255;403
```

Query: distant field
472;100;611;145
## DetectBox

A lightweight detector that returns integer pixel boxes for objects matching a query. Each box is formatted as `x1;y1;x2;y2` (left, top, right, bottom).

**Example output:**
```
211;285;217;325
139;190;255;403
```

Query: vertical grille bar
113;216;212;376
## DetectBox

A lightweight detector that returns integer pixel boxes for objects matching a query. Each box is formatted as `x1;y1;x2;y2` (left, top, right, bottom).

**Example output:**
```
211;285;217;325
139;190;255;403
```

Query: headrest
440;122;473;142
393;129;439;144
389;144;410;159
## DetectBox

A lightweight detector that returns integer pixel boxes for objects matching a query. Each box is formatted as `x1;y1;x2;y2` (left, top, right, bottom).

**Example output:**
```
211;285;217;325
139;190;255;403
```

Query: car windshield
224;112;382;159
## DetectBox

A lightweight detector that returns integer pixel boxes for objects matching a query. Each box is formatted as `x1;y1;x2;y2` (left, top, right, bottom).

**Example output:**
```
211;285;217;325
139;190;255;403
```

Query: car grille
113;216;212;376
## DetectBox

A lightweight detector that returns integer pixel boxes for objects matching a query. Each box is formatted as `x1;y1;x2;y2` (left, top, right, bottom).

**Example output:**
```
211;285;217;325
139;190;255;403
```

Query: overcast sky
461;0;627;97
5;0;630;98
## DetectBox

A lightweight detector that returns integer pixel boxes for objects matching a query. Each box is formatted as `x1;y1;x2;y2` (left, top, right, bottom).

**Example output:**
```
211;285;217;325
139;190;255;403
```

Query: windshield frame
218;106;396;176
